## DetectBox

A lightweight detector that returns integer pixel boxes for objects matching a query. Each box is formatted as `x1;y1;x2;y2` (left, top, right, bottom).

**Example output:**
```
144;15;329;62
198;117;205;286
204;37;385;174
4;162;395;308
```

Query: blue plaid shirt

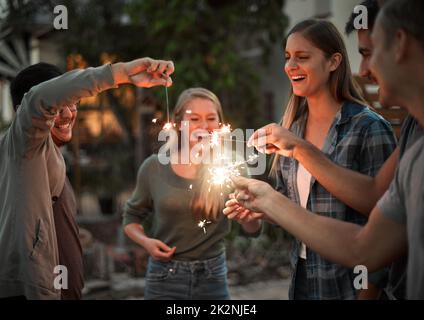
276;101;397;300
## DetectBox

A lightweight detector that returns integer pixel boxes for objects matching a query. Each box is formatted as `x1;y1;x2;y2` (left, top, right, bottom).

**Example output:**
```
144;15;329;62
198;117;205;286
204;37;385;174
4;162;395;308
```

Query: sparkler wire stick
220;138;249;144
165;85;170;124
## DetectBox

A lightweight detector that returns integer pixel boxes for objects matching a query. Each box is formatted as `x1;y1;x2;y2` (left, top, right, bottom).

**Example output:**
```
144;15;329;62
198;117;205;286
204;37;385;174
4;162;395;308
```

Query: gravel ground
229;279;290;300
83;275;290;300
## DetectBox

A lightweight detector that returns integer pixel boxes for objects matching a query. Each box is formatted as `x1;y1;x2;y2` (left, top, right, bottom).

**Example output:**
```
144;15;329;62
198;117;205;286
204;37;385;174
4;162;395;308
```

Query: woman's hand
143;238;177;262
248;123;306;158
124;223;176;262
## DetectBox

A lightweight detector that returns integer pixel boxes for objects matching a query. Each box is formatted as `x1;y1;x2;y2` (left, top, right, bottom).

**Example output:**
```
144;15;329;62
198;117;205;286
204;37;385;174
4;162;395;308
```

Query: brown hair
378;0;424;50
270;19;368;176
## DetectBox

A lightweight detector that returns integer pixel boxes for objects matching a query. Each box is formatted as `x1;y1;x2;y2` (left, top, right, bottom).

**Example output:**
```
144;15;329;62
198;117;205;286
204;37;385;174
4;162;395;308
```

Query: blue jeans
144;252;230;300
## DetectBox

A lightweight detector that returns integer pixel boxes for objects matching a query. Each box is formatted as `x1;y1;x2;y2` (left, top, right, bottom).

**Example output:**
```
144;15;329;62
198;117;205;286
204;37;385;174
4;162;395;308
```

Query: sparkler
198;153;259;234
162;78;173;130
198;219;212;234
151;75;173;130
208;154;259;188
209;124;232;147
163;122;173;130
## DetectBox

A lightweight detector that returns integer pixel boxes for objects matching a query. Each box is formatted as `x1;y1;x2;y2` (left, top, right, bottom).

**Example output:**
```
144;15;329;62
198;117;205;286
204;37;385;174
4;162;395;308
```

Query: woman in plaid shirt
226;19;396;299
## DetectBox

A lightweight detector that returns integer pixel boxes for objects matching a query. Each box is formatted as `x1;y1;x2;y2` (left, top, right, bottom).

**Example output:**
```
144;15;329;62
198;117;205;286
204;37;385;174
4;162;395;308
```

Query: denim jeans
144;252;230;300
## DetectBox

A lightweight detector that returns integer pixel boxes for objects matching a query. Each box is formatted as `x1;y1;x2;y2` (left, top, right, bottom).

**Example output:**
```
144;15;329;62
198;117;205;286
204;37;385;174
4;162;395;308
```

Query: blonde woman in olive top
123;88;261;300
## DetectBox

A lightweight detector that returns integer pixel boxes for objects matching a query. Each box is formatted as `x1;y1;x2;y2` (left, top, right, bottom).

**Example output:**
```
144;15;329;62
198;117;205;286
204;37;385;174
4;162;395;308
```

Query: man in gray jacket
0;57;174;299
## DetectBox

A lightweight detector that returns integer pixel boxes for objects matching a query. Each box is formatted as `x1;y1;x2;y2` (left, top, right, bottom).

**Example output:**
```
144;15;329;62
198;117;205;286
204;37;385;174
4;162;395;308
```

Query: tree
1;0;289;209
2;0;289;148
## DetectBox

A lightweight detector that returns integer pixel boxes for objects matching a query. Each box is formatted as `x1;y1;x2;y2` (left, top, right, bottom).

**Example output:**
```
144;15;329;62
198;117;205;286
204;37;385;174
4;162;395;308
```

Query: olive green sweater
123;154;239;261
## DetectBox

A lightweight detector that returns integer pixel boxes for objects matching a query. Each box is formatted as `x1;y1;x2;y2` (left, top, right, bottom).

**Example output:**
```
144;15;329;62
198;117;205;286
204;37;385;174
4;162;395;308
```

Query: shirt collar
335;101;367;126
291;101;367;133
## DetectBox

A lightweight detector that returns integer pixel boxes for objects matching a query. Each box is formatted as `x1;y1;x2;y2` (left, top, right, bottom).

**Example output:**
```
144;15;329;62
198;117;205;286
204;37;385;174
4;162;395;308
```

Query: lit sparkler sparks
209;124;232;147
208;154;259;188
198;219;212;234
209;165;241;186
210;131;220;147
163;122;173;130
220;124;231;134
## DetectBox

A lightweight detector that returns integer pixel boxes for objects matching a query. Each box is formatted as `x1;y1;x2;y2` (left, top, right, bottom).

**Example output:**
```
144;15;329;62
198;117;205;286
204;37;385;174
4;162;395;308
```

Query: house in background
0;1;65;124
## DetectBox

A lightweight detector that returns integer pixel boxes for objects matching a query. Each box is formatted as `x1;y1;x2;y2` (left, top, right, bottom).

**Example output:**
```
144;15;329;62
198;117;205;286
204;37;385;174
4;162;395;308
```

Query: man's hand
223;197;264;223
248;123;306;158
112;57;175;87
229;176;276;214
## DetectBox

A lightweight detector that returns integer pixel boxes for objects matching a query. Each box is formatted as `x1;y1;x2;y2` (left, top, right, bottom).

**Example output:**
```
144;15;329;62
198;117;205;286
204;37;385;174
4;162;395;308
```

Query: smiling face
369;22;400;109
51;104;77;147
181;98;220;145
357;29;378;83
284;32;336;98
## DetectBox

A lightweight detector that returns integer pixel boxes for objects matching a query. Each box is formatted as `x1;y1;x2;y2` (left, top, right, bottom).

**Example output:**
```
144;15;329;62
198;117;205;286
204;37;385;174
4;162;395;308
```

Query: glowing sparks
198;219;212;234
220;124;231;134
208;124;232;148
209;165;241;186
247;154;259;163
163;122;173;130
210;131;220;147
208;154;259;187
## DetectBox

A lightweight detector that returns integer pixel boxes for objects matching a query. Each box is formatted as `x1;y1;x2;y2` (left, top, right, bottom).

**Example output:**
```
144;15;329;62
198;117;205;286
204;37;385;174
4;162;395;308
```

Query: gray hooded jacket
0;64;116;299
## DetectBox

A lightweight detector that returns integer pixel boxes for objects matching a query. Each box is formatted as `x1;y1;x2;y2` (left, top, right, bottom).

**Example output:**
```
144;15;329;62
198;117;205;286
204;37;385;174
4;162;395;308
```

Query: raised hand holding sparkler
114;57;174;88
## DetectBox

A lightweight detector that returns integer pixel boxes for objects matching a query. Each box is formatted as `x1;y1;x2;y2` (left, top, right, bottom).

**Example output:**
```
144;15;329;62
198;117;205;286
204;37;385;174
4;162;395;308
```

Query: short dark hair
345;0;380;35
379;0;424;49
10;62;63;111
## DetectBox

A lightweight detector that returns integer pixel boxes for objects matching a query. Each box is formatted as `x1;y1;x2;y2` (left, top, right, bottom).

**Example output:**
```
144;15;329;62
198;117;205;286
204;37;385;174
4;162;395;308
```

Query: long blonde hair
270;19;368;176
169;88;226;221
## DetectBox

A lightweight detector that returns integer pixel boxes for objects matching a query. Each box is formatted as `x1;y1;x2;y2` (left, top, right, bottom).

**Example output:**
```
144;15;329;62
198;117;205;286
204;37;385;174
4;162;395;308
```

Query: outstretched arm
249;123;398;215
230;175;407;272
9;57;174;157
293;140;398;215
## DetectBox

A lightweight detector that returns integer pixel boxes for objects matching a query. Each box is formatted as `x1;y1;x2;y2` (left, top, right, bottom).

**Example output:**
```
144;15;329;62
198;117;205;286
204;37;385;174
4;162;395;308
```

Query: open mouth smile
291;75;307;82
